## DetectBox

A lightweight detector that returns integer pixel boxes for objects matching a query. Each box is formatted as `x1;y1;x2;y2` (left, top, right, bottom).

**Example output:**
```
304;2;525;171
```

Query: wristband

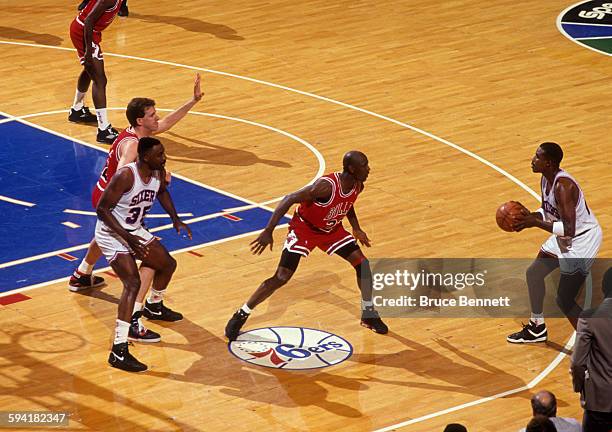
552;221;565;236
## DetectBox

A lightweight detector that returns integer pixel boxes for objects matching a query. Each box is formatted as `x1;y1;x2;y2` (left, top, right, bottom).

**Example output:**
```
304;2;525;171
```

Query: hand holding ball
496;201;529;232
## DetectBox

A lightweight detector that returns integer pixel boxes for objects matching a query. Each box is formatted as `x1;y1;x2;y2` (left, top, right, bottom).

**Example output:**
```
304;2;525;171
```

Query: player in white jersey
507;142;602;343
96;137;191;372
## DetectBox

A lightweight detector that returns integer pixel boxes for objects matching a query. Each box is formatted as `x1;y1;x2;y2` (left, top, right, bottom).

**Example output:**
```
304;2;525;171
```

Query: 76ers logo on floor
228;327;353;370
558;1;612;55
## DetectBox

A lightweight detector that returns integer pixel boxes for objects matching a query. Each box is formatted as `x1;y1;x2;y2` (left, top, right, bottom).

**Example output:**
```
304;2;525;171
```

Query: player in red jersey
79;0;128;17
69;74;203;342
225;151;388;340
68;0;122;143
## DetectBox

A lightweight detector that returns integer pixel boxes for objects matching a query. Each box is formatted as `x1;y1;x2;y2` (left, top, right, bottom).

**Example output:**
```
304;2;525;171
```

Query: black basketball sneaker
68;106;97;124
225;309;249;341
108;342;147;372
128;312;161;343
360;307;389;334
507;321;547;343
68;271;105;292
142;300;183;322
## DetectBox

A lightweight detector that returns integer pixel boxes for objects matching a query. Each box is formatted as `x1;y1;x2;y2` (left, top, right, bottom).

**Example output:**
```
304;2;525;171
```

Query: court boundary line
0;40;577;430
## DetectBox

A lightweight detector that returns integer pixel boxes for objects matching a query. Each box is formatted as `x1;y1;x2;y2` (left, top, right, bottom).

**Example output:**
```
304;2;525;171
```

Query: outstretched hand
174;219;192;240
353;228;371;247
250;229;273;255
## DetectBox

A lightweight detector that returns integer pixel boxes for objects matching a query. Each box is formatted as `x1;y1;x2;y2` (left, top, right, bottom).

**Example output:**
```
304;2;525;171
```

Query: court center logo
228;326;353;370
558;1;612;55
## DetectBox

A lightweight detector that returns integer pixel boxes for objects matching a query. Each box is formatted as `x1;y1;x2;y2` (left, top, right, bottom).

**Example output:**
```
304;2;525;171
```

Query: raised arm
154;74;203;134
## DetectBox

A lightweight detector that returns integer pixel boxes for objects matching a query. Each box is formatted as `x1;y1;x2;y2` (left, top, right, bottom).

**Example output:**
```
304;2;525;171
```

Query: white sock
361;300;373;310
148;289;164;304
241;303;252;314
77;260;94;275
96;108;110;130
133;302;143;316
530;313;545;326
113;319;130;345
72;90;87;110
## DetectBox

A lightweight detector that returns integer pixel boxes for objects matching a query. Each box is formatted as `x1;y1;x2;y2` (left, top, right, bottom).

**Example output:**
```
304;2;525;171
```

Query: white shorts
541;225;602;275
94;220;155;264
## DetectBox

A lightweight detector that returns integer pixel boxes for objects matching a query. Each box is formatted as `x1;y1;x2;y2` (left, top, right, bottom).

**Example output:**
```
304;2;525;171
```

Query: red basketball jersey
94;127;138;194
295;172;362;233
75;0;122;33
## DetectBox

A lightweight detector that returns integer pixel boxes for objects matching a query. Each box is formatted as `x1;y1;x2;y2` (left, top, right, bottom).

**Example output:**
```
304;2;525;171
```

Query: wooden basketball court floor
1;1;611;430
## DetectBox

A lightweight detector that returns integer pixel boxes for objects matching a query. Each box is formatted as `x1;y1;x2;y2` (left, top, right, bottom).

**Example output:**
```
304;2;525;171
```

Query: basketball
496;201;527;232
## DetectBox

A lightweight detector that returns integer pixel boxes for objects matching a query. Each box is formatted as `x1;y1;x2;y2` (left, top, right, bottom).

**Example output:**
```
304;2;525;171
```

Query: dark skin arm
156;169;192;239
513;178;578;251
250;179;332;255
96;168;150;259
83;0;115;69
346;207;371;247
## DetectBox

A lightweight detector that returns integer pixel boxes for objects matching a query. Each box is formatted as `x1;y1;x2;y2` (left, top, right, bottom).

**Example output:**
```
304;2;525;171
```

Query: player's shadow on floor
130;13;244;40
0;325;196;432
162;132;291;168
351;331;529;399
0;26;63;46
147;317;365;419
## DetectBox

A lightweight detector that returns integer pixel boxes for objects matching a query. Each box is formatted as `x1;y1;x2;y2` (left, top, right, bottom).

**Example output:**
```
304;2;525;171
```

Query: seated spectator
526;415;558;432
519;390;581;432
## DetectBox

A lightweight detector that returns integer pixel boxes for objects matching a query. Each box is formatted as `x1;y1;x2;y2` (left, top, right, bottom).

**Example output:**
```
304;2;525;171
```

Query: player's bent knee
166;256;177;273
124;276;141;293
274;268;294;285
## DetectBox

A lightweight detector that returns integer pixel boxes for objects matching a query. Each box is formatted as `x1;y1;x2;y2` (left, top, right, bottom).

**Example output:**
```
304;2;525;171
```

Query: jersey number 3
126;205;152;225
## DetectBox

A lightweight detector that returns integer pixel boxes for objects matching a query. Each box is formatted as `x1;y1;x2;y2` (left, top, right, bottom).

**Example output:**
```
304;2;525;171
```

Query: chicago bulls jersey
295;172;362;233
541;170;599;235
95;127;138;194
75;0;121;33
110;163;161;231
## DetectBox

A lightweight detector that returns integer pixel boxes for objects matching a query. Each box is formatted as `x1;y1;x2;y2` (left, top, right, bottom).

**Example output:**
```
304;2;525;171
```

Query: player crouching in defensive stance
96;137;191;371
225;150;388;341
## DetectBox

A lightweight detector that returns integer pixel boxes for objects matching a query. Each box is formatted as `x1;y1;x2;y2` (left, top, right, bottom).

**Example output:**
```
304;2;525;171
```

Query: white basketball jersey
541;169;599;235
111;162;161;231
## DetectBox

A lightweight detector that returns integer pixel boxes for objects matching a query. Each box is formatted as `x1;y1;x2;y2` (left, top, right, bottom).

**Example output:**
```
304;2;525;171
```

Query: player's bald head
343;151;368;171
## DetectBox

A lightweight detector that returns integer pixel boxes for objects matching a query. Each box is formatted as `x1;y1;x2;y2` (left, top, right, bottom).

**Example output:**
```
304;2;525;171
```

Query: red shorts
283;216;356;257
70;19;103;64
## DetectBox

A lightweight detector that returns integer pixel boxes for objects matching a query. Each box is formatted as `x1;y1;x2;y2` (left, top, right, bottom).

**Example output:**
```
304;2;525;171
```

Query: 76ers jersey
295;172;362;233
75;0;121;33
109;163;161;231
95;127;138;194
541;170;599;236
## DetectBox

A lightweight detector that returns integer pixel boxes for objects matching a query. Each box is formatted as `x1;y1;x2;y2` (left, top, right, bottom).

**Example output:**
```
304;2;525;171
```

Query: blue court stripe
562;23;612;38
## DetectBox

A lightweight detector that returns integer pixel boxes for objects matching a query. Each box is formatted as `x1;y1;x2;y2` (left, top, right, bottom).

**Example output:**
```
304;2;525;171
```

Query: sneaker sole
506;336;547;343
68;281;106;292
68;118;98;124
108;361;148;372
360;321;389;334
128;336;161;343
